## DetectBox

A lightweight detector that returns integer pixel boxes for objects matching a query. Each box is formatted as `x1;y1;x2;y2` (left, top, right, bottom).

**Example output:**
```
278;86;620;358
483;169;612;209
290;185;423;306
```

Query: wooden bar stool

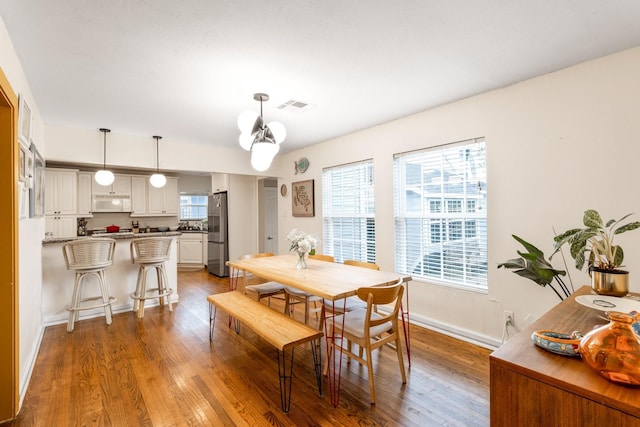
62;238;117;332
130;237;174;318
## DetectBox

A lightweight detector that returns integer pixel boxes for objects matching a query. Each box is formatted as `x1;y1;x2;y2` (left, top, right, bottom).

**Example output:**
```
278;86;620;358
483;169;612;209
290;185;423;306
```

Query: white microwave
92;194;132;212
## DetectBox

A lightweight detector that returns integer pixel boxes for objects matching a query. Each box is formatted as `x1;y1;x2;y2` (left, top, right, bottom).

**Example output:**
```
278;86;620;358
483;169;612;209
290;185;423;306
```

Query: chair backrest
63;238;116;270
356;281;404;328
240;252;274;260
344;260;380;270
130;237;172;264
240;252;275;285
309;254;335;262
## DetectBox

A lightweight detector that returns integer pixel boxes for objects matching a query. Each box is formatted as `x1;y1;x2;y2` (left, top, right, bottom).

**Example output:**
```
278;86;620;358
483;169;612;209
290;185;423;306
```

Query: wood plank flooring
7;269;490;426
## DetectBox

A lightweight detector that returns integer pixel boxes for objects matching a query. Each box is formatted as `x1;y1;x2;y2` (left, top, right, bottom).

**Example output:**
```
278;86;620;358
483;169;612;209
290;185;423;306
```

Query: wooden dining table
227;254;411;407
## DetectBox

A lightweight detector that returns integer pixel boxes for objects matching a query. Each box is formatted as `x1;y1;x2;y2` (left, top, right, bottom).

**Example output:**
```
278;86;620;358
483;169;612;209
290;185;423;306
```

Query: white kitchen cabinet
45;215;77;239
148;177;178;215
178;233;204;264
45;168;78;216
212;173;229;193
130;176;148;215
77;172;93;216
91;174;131;195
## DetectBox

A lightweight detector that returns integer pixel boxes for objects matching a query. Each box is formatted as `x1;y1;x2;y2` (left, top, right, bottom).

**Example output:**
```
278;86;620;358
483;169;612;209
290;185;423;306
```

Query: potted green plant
498;235;572;300
552;209;640;296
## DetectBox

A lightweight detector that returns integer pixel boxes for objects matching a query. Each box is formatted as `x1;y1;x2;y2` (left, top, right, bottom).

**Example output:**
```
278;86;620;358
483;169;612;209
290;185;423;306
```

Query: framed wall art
29;143;45;218
19;144;28;183
18;94;32;147
292;179;314;217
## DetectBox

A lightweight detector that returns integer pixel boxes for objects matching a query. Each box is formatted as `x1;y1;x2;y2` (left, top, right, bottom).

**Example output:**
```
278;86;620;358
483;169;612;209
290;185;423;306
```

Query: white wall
227;174;259;263
274;47;640;347
45;125;261;176
0;16;45;402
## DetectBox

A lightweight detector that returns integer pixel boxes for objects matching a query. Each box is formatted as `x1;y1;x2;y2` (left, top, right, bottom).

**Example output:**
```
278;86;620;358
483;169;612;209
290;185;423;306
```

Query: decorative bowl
169;226;179;231
531;330;583;357
157;226;169;232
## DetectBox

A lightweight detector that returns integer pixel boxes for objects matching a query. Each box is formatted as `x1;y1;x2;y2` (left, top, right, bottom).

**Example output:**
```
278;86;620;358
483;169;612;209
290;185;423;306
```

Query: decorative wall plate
294;157;309;174
280;184;288;197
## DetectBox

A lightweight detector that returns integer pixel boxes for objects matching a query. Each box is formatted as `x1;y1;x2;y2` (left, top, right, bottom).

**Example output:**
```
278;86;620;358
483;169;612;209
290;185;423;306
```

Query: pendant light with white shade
95;128;115;186
149;135;166;188
237;93;286;171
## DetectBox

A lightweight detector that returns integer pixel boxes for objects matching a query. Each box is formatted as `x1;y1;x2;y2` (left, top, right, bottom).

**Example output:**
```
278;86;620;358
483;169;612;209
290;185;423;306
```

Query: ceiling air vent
277;99;316;112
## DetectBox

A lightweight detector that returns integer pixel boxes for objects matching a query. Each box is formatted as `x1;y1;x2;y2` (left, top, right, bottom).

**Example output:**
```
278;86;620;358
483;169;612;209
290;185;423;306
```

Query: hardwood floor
8;269;490;426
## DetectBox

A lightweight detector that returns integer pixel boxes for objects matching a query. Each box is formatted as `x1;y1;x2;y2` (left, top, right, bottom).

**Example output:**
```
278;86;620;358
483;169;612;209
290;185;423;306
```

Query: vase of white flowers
287;229;317;269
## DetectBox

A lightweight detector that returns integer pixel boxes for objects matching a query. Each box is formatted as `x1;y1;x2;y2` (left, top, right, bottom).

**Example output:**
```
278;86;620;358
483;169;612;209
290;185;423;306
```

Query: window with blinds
180;195;208;220
322;160;375;263
393;138;487;290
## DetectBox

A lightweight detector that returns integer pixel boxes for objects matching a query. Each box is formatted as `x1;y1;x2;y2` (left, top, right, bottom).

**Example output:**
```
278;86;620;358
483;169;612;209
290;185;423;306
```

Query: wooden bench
207;291;323;413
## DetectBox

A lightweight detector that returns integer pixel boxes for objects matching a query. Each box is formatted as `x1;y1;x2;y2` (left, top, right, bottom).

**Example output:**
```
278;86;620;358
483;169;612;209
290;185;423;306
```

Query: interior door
264;186;278;253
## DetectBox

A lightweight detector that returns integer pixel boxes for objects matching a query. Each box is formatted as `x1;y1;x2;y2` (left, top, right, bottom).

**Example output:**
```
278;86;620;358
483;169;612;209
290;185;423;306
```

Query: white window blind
393;138;487;290
322;160;375;263
180;195;208;220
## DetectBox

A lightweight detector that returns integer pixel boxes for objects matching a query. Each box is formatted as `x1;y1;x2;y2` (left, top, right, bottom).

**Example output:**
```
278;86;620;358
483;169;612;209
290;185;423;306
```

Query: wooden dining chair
320;260;379;329
325;280;406;404
242;252;287;308
284;254;334;325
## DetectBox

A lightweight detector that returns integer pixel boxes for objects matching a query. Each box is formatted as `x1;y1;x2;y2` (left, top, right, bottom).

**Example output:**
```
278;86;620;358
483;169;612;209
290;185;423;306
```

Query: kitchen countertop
43;231;183;245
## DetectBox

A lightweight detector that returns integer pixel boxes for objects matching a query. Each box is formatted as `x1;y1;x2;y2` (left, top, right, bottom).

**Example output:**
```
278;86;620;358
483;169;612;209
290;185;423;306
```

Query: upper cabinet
77;172;93;216
130;176;148;216
92;174;131;195
212;173;229;193
147;177;179;215
45;168;78;216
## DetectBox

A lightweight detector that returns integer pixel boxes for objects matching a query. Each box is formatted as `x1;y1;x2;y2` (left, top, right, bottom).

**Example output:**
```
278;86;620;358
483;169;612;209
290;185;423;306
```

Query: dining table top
227;254;410;301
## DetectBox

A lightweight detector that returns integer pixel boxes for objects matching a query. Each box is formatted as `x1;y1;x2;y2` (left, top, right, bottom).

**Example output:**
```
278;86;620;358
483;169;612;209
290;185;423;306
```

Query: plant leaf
512;235;544;257
497;258;525;269
614;221;640;235
612;245;624;267
583;209;603;228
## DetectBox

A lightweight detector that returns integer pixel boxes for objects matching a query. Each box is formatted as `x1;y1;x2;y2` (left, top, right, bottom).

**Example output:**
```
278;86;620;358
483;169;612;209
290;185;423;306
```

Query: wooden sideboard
490;286;640;426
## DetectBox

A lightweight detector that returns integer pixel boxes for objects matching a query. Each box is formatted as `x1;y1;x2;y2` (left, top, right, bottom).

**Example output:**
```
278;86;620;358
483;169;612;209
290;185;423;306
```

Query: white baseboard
19;323;45;408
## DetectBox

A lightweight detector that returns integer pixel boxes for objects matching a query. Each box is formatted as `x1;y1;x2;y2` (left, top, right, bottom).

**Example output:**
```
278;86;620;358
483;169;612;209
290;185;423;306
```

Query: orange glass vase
579;311;640;385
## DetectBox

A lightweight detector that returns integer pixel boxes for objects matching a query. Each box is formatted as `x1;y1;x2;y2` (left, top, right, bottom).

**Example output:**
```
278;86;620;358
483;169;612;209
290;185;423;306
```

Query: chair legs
131;262;173;318
67;269;115;332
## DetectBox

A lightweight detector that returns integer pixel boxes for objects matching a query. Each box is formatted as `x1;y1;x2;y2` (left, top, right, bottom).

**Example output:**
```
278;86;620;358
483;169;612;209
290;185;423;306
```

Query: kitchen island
42;232;181;325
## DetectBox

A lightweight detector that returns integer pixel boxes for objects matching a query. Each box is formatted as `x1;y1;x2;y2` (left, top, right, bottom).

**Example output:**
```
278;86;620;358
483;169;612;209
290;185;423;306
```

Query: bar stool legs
66;269;115;332
131;262;173;318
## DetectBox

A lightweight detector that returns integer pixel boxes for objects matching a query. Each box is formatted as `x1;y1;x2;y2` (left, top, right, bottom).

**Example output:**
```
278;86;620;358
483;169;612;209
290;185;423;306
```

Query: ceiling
2;1;640;153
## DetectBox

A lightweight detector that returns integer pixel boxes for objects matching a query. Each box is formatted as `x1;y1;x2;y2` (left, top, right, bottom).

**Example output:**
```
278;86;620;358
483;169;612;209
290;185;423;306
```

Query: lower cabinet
45;216;77;239
178;233;204;265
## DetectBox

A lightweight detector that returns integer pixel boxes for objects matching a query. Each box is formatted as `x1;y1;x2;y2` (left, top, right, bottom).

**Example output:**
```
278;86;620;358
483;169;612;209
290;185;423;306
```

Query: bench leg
311;338;322;396
276;348;295;413
209;303;217;341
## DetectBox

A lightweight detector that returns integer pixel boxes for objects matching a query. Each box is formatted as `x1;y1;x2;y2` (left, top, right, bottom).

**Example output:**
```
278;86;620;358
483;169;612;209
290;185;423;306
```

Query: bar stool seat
62;238;117;332
130;237;174;318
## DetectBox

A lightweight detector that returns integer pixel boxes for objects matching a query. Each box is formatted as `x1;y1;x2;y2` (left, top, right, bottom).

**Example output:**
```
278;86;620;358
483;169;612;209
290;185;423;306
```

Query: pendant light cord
154;135;162;173
99;128;111;170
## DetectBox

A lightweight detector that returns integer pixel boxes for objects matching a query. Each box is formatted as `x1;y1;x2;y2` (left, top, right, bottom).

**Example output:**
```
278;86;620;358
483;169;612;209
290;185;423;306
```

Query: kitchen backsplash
83;212;179;231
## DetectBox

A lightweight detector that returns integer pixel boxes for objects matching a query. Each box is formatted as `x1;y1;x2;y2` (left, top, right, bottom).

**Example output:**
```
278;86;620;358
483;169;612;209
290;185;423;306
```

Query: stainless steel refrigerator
208;192;229;277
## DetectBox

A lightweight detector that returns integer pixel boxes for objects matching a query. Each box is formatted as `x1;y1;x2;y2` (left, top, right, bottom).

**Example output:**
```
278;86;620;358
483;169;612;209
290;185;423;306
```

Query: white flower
287;229;317;255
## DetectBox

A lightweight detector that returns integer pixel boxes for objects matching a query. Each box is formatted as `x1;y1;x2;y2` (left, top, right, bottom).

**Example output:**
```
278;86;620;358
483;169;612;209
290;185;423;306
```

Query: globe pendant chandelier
237;93;286;171
149;135;166;188
95;128;115;186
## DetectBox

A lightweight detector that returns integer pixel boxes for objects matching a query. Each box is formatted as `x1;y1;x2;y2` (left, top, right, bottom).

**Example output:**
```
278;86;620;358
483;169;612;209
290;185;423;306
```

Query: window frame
393;138;487;291
179;194;208;221
322;159;376;264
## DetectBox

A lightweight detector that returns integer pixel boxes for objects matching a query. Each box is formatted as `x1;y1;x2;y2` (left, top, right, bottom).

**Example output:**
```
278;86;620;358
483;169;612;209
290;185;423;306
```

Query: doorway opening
0;68;20;421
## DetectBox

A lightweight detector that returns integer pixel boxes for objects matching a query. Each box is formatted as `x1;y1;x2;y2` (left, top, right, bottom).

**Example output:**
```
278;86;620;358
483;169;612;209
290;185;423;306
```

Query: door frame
0;67;20;421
